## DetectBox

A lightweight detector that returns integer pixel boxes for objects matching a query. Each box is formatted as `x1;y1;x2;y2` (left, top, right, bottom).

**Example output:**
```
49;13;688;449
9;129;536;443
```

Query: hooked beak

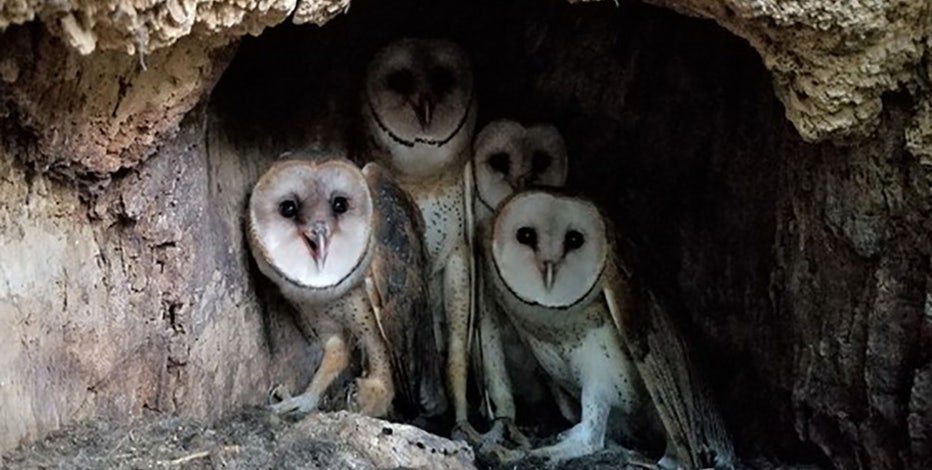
414;96;433;130
542;261;556;291
304;222;329;271
511;173;530;190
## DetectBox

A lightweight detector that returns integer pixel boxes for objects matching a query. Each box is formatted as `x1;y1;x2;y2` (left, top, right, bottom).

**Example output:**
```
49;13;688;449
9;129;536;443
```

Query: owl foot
526;422;603;464
481;443;529;466
268;384;319;416
554;420;587;442
450;420;482;444
473;418;533;465
480;417;531;450
268;383;291;404
348;377;393;417
656;454;686;470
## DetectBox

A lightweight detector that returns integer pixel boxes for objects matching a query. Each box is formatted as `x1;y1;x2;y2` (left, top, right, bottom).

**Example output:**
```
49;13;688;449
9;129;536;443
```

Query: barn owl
470;119;570;448
483;190;736;468
473;119;568;220
246;153;446;420
362;38;480;438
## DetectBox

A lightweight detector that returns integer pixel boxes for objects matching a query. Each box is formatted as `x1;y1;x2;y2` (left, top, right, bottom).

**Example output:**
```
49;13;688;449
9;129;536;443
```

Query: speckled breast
412;178;466;276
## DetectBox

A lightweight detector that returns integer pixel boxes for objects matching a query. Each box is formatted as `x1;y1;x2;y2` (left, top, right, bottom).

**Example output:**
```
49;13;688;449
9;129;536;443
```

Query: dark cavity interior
208;0;831;466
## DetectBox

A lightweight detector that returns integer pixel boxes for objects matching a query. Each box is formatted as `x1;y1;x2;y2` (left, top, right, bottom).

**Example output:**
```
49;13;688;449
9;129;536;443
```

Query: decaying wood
290;411;477;470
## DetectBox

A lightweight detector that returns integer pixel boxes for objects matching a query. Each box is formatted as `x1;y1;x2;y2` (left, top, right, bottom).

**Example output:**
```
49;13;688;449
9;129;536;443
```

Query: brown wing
463;160;477;355
468;221;496;419
603;255;737;469
363;162;447;418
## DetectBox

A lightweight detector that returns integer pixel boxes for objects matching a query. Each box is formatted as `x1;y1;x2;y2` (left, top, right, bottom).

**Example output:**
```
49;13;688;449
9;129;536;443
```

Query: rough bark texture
0;0;348;186
635;0;931;143
0;95;320;452
0;1;320;54
0;25;233;185
0;1;930;469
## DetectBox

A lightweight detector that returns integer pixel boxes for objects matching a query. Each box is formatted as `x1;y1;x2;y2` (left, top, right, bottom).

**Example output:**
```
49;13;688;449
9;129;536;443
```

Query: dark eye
531;151;551;175
488;152;510;175
331;196;348;215
516;226;537;248
279;199;298;219
429;66;456;95
386;68;416;95
564;230;584;251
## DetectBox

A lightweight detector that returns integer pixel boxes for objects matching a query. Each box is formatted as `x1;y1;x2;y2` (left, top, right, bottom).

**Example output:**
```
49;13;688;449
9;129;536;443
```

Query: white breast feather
414;181;465;276
504;295;644;416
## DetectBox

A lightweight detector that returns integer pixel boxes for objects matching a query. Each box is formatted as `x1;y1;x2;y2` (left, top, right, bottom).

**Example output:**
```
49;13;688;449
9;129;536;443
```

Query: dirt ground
0;405;662;470
2;404;827;469
2;408;369;470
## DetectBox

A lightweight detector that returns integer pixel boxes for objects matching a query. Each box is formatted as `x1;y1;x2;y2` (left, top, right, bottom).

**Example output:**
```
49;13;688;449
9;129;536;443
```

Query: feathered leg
476;288;530;449
270;318;349;416
526;382;610;463
445;240;480;440
346;288;395;418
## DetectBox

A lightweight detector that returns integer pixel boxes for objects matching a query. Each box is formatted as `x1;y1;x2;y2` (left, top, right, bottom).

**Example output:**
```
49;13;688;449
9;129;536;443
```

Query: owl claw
345;380;359;413
554;419;590;443
267;383;292;404
450;421;482;444
523;421;603;463
504;419;531;449
656;455;685;470
485;444;529;465
470;418;532;465
269;392;319;416
480;417;531;450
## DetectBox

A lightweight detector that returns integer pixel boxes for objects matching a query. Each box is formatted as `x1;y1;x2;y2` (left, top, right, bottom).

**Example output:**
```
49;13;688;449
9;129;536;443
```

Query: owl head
363;38;476;179
490;190;608;309
473;119;568;213
247;156;374;295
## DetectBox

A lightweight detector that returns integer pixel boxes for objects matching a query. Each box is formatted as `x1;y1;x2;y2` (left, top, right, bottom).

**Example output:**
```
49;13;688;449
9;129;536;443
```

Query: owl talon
450;421;482;444
484;443;529;465
655;455;683;470
267;383;292;404
555;424;580;442
525;421;603;463
502;418;531;449
345;380;359;413
480;418;531;450
512;430;532;449
269;392;318;416
475;421;533;465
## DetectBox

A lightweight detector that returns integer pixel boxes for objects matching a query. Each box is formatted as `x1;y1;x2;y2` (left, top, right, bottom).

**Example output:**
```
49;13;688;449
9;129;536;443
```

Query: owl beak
415;96;433;129
542;261;556;291
512;173;530;189
304;222;329;271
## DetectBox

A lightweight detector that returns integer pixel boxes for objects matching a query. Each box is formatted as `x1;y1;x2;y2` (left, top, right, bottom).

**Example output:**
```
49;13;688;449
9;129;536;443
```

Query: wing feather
603;256;736;469
363;162;447;418
463;160;477;355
